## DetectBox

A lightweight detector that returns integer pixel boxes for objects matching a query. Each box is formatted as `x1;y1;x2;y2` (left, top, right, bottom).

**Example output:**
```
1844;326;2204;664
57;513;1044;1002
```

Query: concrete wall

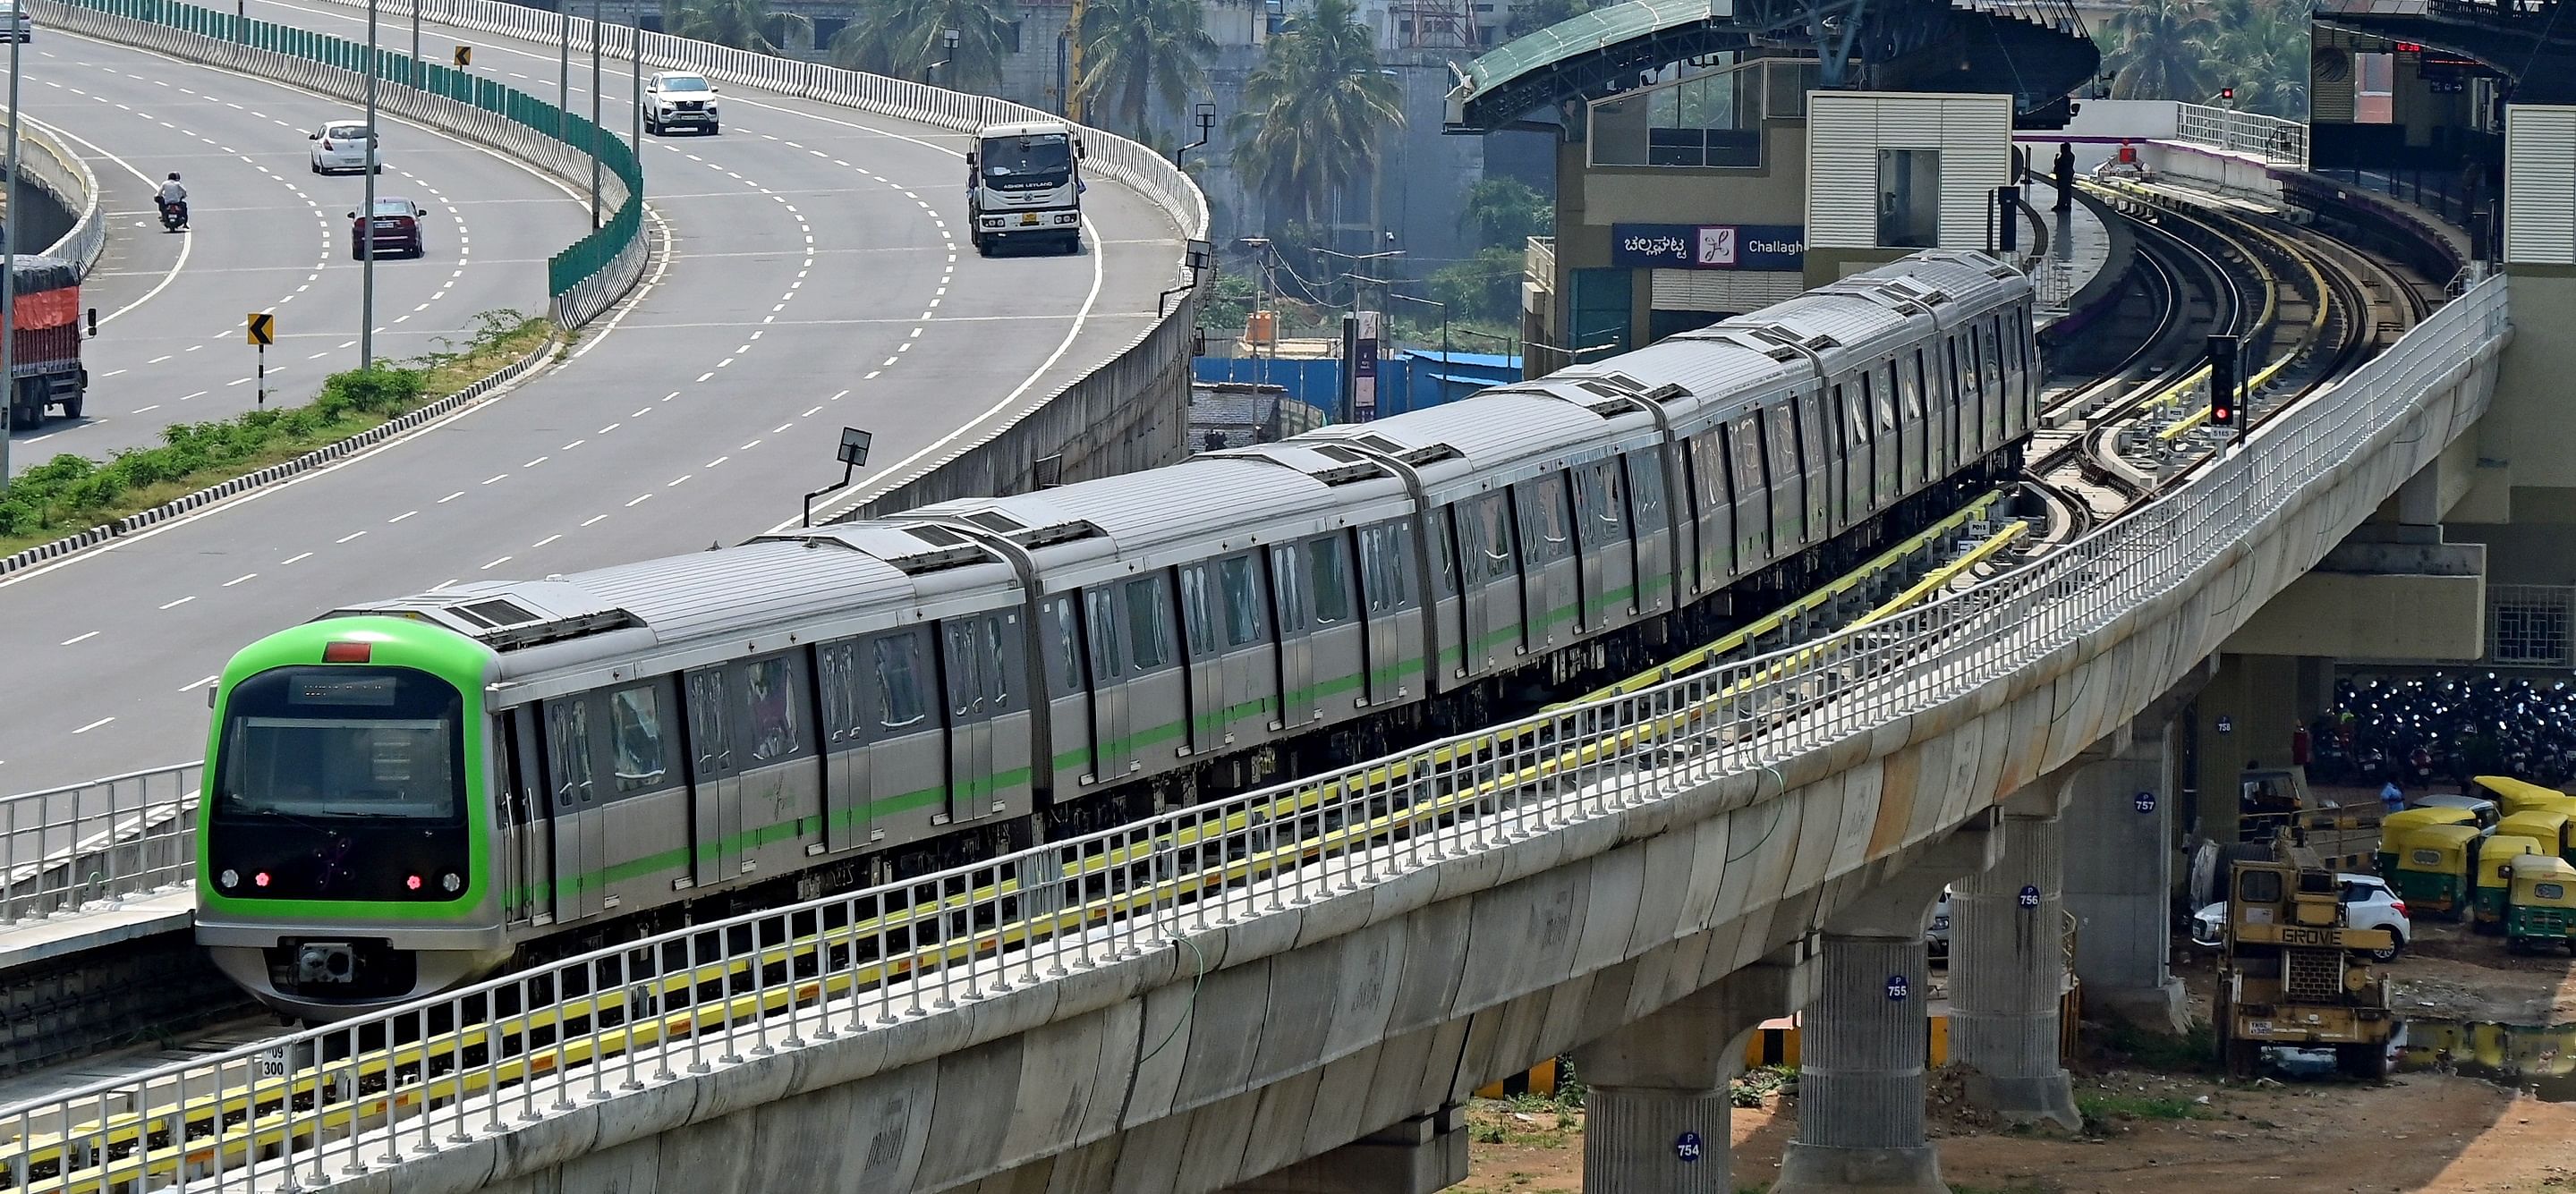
324;282;2507;1194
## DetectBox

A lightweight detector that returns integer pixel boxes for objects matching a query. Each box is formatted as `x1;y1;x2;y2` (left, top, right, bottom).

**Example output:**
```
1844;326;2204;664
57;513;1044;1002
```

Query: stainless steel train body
201;250;2036;1016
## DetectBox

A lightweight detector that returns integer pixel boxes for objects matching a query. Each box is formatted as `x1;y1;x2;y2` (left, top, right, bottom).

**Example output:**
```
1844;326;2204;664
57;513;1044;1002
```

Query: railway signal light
2207;334;2241;428
2220;86;2235;101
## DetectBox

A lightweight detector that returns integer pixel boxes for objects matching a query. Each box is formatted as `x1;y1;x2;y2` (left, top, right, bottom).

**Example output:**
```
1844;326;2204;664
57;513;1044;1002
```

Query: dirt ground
1456;1064;2576;1194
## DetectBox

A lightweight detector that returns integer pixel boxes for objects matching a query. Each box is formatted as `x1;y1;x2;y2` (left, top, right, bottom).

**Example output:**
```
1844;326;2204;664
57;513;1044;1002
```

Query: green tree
1428;245;1524;323
1230;0;1405;230
2205;0;2309;118
2100;0;2216;103
664;0;809;55
1070;0;1216;140
831;0;1017;91
1463;176;1548;248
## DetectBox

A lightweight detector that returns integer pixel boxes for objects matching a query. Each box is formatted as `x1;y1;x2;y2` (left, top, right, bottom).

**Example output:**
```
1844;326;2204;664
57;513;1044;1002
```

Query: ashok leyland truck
967;120;1084;256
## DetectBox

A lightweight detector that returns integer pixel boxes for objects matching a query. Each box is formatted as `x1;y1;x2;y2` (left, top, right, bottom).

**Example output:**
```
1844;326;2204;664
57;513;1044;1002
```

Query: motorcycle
156;197;187;232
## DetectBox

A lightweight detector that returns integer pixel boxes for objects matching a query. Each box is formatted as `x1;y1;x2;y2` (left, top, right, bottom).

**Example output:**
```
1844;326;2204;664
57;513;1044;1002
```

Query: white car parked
309;118;379;174
2194;872;2411;962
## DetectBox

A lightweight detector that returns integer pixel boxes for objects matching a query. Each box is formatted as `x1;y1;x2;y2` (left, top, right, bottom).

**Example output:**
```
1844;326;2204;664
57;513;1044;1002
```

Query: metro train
196;249;2040;1019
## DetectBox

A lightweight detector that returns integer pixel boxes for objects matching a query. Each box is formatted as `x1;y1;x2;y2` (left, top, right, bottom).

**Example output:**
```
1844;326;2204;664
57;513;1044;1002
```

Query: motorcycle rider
155;172;187;226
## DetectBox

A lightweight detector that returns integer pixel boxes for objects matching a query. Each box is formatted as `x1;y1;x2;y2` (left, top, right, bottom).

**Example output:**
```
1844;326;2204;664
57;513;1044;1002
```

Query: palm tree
664;0;810;55
2100;0;2216;102
832;0;1017;91
1070;0;1216;140
1230;0;1404;230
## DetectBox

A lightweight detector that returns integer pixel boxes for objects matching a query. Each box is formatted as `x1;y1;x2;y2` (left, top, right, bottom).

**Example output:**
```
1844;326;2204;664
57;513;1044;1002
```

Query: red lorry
4;254;88;428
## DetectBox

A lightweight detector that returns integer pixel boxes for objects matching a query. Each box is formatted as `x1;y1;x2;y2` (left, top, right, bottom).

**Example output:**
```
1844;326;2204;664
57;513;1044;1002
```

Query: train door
1729;417;1771;570
541;697;604;921
497;708;543;924
731;656;819;876
864;628;947;850
1423;519;1470;689
1034;597;1090;794
1113;576;1188;766
1515;475;1577;649
1573;461;1635;627
1836;382;1870;529
1270;544;1320;726
1178;563;1226;755
815;639;872;853
1687;433;1731;589
1796;393;1830;544
940;620;998;823
1904;350;1933;488
1080;588;1135;780
1763;408;1801;554
1214;555;1279;737
1453;495;1519;671
1871;365;1900;508
683;668;741;887
1356;522;1410;707
1984;317;2010;445
1624;448;1674;614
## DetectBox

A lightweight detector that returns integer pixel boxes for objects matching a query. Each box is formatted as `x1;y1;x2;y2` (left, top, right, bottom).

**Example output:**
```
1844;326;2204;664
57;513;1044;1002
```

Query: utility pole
557;8;570;144
0;21;20;491
589;0;602;229
409;0;421;87
361;0;379;368
631;12;642;164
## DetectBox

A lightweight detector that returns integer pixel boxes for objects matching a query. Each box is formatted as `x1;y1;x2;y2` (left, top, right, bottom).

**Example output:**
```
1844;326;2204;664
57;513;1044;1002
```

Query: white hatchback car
2193;872;2412;962
309;119;379;174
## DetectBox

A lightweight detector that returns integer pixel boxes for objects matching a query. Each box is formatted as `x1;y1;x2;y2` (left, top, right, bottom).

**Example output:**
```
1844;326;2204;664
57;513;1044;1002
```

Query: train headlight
217;868;238;889
441;872;463;893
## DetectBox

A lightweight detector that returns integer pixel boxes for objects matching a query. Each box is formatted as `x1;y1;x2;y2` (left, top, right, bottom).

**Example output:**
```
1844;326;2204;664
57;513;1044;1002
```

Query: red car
348;197;426;259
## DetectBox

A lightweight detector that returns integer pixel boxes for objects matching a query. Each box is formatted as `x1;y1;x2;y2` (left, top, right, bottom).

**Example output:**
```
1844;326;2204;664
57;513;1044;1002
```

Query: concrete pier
1574;949;1814;1193
1949;803;2081;1130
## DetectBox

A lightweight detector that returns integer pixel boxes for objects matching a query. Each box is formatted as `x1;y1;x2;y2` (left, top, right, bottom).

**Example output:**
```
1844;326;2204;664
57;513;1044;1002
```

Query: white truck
967;120;1084;256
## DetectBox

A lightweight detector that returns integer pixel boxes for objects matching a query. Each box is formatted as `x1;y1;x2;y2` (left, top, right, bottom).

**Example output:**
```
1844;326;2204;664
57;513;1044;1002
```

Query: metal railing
30;0;645;327
0;275;2510;1194
2175;102;2308;169
0;764;200;927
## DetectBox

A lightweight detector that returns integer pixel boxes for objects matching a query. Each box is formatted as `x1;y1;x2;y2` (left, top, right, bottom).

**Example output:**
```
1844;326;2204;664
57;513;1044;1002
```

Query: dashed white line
580;514;608;527
72;717;115;735
389;511;418;523
222;572;258;587
158;596;195;610
60;631;98;646
531;534;561;548
336;531;366;544
625;494;652;507
482;555;513;570
281;552;313;565
179;675;218;693
482;473;509;485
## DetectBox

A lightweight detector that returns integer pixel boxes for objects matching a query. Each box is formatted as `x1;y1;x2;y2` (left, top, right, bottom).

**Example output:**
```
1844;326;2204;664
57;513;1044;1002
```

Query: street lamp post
1174;101;1214;168
929;27;957;86
631;12;642;164
361;0;379;368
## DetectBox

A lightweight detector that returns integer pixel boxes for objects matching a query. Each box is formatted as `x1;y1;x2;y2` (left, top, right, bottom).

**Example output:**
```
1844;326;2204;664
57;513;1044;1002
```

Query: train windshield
979;134;1071;188
214;665;465;821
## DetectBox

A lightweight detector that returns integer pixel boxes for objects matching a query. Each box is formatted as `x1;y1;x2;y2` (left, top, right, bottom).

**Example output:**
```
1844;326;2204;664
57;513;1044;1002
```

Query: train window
1039;597;1081;695
742;656;803;761
1839;383;1868;445
1430;515;1459;597
944;624;990;717
1764;410;1797;487
607;685;666;792
1125;577;1172;669
1178;564;1217;656
1904;351;1926;417
1873;368;1898;432
1730;417;1764;495
986;614;1019;709
1627;450;1666;523
1218;555;1264;646
1308;537;1352;624
874;631;931;729
1517;477;1572;565
1271;544;1306;629
1581;462;1626;538
1359;524;1394;614
545;699;593;808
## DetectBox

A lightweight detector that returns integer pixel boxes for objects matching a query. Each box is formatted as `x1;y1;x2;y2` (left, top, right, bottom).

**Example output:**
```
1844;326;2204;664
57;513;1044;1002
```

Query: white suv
2193;872;2411;962
644;72;718;135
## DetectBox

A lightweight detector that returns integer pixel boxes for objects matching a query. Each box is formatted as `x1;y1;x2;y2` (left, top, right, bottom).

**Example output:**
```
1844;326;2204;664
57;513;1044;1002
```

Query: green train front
197;617;510;1020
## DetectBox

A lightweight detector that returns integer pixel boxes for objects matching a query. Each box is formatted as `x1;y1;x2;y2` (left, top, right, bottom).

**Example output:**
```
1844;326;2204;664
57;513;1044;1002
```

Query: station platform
2036;196;2112;325
0;891;192;974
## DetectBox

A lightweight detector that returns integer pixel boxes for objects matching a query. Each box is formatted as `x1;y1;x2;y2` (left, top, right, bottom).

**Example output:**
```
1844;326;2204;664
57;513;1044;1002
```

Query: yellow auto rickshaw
2474;834;2544;930
2472;775;2576;818
2498;809;2576;864
2378;806;2476;876
2396;823;2483;918
2504;854;2576;954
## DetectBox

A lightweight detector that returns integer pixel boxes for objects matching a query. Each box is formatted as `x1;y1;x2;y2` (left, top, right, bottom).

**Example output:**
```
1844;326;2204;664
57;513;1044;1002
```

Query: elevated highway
0;0;1191;792
7;30;581;472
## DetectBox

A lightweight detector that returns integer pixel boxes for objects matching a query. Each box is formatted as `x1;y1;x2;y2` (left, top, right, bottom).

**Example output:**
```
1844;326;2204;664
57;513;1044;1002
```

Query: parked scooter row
2309;675;2576;790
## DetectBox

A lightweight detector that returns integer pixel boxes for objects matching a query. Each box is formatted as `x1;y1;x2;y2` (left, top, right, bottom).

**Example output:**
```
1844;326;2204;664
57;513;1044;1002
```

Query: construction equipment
2212;831;2399;1079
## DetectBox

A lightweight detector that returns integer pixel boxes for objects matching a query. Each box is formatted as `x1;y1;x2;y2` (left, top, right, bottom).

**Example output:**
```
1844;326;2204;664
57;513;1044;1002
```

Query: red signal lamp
253;871;271;888
323;640;372;663
406;875;424;891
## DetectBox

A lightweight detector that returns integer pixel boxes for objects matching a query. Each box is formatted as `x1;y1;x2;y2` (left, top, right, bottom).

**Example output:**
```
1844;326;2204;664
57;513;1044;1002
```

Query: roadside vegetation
0;310;549;556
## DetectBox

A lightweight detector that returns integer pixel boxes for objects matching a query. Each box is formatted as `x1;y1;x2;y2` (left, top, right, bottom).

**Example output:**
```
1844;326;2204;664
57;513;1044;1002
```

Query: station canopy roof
1447;0;1743;131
